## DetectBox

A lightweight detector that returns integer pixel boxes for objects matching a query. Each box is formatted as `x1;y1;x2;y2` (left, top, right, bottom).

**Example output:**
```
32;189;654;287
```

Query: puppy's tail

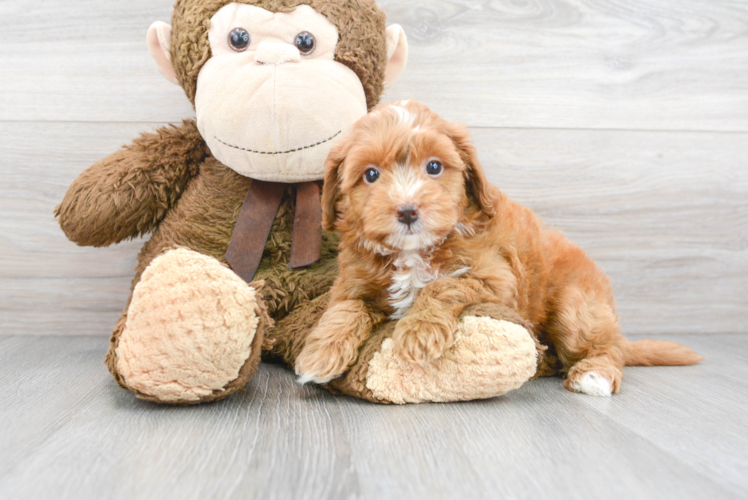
623;339;704;367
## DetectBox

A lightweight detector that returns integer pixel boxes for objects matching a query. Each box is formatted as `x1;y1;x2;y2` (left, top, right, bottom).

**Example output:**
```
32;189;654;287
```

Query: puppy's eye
228;28;251;52
294;31;316;55
364;168;380;184
426;161;443;177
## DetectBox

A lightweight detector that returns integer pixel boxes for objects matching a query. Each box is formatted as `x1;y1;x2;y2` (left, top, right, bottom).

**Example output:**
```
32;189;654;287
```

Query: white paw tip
296;373;317;386
571;371;612;397
297;372;337;386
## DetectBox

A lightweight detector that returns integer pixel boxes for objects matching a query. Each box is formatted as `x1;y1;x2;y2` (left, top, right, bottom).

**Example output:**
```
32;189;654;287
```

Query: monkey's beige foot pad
116;248;263;404
365;317;538;404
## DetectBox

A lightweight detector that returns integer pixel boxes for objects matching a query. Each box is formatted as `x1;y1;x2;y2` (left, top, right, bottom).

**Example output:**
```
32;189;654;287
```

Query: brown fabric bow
225;180;322;282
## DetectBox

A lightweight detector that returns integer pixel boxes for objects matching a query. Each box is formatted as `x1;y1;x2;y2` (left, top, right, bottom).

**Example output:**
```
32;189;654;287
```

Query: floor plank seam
571;395;744;497
0;380;110;485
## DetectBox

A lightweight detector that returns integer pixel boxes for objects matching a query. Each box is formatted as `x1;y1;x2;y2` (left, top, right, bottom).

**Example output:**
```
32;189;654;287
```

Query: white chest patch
387;252;470;319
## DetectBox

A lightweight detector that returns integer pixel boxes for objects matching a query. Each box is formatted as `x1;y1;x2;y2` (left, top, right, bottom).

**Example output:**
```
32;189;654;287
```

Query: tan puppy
295;100;703;396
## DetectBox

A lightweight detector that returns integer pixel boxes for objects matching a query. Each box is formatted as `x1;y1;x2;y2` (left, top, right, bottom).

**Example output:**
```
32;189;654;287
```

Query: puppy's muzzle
397;205;420;227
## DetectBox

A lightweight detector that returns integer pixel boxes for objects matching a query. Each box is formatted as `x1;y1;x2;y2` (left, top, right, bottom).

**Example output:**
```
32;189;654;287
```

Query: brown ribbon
225;180;322;283
289;182;323;269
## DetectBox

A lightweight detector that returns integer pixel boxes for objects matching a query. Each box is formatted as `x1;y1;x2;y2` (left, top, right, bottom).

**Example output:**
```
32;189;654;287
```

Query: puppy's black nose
397;205;419;226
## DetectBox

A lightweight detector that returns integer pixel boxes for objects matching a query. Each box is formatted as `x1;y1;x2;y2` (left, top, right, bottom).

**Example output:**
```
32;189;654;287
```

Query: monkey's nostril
397;205;420;226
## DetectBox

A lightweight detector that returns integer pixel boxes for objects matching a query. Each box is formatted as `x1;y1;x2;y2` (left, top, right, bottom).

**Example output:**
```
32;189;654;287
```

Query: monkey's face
193;4;368;183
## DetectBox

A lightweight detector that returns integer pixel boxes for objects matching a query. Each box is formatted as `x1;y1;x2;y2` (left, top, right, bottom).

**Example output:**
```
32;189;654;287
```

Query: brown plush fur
309;101;703;394
55;120;209;247
171;0;388;110
56;0;392;404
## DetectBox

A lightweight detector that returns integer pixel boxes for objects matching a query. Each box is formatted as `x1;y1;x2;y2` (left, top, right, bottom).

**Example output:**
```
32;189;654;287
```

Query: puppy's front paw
295;333;361;385
393;315;455;365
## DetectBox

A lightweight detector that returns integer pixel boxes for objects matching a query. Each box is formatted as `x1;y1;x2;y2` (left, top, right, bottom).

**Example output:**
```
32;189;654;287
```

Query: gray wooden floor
0;334;745;500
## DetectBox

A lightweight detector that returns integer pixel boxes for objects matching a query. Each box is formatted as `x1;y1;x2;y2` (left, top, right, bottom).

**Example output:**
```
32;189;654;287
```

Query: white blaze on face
389;104;414;128
390;164;424;201
195;4;368;183
384;165;439;252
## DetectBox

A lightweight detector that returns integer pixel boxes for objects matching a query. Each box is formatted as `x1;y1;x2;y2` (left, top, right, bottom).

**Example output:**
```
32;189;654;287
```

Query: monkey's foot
324;303;541;404
114;248;268;404
364;316;538;404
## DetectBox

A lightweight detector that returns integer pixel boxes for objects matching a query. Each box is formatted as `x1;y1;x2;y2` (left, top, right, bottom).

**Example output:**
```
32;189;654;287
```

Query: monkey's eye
228;28;251;52
364;168;380;184
294;31;316;55
426;161;443;177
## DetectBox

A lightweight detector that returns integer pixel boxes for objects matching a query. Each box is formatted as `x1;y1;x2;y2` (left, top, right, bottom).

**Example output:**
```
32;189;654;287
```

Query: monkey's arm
55;119;209;247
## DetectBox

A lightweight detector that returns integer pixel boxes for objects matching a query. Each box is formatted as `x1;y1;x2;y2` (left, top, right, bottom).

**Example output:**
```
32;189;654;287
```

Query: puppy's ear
445;122;496;216
321;142;347;231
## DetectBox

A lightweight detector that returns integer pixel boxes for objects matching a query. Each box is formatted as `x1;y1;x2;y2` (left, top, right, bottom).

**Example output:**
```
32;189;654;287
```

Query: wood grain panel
0;336;111;478
1;122;745;336
379;0;748;131
470;126;748;335
580;334;748;492
0;0;194;124
0;334;743;499
0;122;152;335
1;0;747;131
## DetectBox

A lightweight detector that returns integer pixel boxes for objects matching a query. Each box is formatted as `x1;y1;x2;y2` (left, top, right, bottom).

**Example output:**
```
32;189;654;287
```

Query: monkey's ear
147;21;179;85
321;143;348;231
384;25;408;89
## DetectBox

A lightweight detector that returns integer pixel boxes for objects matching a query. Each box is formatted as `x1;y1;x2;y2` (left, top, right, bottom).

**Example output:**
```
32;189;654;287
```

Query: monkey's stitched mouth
214;130;342;155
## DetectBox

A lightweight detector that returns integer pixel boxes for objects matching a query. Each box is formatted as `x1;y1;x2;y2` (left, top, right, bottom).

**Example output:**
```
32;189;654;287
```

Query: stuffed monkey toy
57;0;543;405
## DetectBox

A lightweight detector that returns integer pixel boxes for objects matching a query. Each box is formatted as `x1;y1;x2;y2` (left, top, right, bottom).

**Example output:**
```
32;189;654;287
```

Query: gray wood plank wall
0;0;746;336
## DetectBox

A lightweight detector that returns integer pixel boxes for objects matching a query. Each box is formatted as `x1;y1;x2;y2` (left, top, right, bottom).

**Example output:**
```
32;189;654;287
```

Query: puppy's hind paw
296;372;322;386
294;361;344;386
566;371;612;397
